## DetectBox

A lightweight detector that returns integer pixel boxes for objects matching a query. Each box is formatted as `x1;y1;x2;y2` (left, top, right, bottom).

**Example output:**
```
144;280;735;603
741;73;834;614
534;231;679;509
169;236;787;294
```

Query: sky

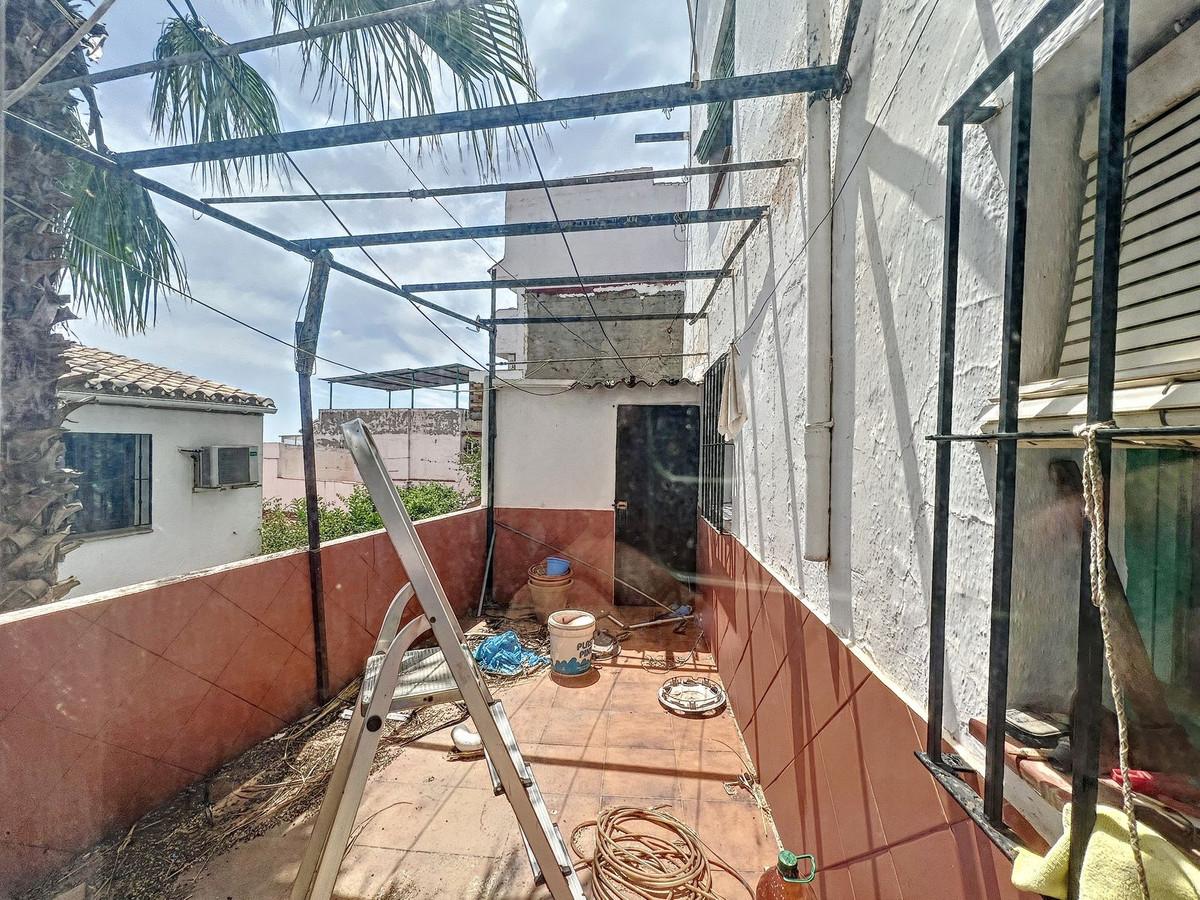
71;1;693;440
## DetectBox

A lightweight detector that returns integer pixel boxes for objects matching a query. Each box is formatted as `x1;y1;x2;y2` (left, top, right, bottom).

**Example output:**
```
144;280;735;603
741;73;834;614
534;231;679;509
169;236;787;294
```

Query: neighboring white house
59;345;274;597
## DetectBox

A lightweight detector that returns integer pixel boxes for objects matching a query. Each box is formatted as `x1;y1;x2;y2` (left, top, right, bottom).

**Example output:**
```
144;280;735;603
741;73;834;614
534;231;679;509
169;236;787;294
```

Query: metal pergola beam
33;0;482;96
116;68;841;170
3;112;484;331
403;269;729;292
635;131;688;143
482;313;698;325
296;207;766;250
201;158;796;204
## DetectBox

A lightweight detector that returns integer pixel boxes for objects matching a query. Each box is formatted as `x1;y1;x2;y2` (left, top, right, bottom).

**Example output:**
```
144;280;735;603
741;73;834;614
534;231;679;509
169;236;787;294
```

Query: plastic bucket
545;556;571;577
546;609;596;677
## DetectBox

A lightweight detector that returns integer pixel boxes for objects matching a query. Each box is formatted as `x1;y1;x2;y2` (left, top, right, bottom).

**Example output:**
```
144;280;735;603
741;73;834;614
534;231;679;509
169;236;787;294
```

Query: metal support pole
926;116;964;766
484;271;498;605
295;251;333;702
328;382;333;409
634;131;688;143
983;51;1033;826
388;390;393;409
1069;0;1129;893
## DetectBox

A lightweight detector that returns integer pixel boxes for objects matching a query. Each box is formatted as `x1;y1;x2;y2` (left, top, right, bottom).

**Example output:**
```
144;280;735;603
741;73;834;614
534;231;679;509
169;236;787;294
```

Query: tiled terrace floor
178;640;776;899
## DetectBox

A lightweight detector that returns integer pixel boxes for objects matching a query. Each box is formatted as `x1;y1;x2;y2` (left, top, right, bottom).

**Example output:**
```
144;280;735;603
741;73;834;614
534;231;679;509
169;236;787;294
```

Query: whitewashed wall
492;380;700;510
683;0;1199;787
63;400;267;596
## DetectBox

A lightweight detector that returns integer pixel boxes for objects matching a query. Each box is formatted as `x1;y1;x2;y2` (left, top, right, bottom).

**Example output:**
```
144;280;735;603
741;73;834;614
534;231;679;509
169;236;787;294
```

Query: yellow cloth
1012;804;1200;899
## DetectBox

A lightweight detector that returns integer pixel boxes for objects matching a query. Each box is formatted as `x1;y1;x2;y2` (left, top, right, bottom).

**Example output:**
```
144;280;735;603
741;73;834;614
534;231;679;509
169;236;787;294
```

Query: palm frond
150;16;289;191
64;164;189;335
275;0;539;177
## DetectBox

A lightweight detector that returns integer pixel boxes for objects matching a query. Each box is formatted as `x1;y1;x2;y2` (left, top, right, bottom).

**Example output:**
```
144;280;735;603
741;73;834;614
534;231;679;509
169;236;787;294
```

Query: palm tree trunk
1;2;85;611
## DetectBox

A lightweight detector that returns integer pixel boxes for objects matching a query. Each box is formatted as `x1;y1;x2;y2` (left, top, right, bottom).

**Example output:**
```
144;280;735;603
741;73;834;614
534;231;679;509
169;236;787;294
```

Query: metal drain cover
658;676;727;716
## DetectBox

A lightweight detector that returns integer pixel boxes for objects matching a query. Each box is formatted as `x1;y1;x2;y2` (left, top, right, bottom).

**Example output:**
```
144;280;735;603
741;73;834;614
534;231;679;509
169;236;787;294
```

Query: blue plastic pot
545;556;570;576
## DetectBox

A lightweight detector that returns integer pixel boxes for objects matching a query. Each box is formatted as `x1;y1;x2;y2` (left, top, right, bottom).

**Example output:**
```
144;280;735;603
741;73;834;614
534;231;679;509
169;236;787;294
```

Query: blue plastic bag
473;630;549;675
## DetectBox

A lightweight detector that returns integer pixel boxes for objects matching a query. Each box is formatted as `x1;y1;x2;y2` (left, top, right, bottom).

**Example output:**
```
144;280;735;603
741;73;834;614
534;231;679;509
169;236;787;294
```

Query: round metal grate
658;676;727;716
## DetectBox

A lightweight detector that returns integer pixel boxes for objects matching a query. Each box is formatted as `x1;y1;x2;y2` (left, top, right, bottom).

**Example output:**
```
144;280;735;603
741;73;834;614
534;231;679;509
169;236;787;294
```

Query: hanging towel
717;343;747;439
1012;803;1200;899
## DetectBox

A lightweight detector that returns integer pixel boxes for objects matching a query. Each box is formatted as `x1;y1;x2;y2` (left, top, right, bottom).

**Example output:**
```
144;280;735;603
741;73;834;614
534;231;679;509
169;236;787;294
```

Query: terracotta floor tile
410;786;523;856
671;709;745;753
550;669;617;710
604;708;676;749
525;742;605;795
348;779;445;852
676;749;755;803
694;799;779;874
538;706;605;747
596;796;700;830
602;746;680;799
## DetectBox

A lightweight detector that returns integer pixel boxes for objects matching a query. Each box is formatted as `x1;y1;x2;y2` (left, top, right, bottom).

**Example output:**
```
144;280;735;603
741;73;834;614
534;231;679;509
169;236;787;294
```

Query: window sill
976;362;1200;447
967;718;1200;854
73;525;153;543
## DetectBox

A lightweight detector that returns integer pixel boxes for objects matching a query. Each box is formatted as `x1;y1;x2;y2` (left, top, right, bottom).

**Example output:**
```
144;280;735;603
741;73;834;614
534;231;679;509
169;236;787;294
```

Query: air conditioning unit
196;445;260;488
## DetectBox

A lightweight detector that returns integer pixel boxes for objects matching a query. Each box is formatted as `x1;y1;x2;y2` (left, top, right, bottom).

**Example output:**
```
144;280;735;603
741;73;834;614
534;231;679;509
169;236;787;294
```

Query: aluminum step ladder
290;418;584;900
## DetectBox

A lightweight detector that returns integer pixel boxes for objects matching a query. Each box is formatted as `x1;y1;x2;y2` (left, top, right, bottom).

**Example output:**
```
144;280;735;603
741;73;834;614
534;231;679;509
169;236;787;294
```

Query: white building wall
63;400;266;597
492;380;701;510
683;0;1199;778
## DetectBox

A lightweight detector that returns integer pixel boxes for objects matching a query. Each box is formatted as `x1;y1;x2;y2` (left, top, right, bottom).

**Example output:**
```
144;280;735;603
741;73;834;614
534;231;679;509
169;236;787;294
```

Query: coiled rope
1074;422;1150;900
570;806;754;899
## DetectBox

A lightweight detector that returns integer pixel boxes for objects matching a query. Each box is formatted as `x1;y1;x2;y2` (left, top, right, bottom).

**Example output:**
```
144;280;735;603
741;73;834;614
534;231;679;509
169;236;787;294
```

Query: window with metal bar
696;0;735;207
699;353;731;529
63;432;152;535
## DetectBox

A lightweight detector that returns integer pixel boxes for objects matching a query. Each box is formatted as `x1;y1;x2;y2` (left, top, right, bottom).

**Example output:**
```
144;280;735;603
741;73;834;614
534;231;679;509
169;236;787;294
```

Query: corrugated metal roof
61;344;275;411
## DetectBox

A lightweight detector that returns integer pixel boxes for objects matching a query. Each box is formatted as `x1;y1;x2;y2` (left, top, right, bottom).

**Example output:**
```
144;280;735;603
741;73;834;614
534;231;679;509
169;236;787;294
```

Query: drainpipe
803;3;834;562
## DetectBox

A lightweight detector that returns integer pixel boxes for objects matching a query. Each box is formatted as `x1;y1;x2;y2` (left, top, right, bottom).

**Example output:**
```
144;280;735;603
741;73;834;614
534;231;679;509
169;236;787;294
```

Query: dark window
699;354;731;529
696;0;735;205
1123;448;1200;740
63;432;152;535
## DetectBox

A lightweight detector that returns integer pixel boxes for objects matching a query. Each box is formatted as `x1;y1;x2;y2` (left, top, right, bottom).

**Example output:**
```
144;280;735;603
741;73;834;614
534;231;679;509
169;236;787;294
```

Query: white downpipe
803;5;834;563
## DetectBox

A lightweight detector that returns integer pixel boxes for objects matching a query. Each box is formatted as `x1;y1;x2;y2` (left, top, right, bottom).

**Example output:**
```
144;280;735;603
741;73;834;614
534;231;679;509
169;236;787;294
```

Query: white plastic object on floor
290;419;584;900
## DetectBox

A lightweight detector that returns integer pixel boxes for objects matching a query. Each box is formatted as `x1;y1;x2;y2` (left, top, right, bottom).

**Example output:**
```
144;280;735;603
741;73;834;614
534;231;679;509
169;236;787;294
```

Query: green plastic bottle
755;850;818;899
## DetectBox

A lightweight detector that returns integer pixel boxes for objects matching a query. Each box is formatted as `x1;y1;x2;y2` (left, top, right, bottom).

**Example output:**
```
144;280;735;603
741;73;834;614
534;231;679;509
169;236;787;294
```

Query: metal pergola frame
200;158;798;204
10;1;866;762
917;2;1137;896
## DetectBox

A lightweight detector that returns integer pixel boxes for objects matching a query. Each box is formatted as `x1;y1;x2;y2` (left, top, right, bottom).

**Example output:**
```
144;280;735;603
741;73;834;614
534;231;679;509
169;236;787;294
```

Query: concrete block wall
697;519;1037;899
0;507;484;895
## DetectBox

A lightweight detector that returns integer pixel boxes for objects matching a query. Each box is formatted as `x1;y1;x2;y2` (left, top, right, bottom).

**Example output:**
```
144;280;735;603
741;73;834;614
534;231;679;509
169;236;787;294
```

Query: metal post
328;381;333;409
1069;0;1129;893
387;390;393;409
926;115;964;765
983;50;1033;825
485;270;498;605
295;251;333;701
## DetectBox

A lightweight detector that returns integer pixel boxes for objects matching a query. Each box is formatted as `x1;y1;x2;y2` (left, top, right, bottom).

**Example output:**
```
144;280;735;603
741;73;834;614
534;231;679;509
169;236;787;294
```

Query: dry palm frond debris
19;615;541;900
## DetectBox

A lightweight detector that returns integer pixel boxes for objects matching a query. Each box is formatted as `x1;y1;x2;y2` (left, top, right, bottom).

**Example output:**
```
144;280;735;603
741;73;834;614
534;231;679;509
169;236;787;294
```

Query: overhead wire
163;0;495;378
479;14;637;378
720;0;944;348
270;0;606;357
162;0;571;399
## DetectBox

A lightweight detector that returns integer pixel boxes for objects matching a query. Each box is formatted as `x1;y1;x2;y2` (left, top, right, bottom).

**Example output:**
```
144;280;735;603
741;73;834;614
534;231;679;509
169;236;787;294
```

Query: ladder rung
489;700;533;787
483;747;505;796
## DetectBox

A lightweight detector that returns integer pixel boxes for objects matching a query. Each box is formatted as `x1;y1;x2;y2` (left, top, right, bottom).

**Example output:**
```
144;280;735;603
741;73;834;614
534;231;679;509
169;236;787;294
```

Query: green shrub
260;482;464;554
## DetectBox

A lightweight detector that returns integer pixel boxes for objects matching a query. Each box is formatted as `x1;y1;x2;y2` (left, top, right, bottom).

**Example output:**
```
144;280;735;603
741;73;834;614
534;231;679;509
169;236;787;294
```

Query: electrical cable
162;1;573;400
164;0;495;377
271;0;606;356
479;15;637;377
700;0;944;349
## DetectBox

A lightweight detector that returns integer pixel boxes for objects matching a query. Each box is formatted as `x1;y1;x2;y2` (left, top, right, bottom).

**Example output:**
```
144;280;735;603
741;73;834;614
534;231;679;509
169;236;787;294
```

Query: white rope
1073;421;1150;900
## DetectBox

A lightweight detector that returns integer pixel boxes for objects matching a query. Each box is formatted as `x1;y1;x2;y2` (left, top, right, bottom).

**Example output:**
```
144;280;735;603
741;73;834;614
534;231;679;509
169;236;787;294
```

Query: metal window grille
700;353;729;528
920;2;1141;896
63;432;152;534
696;0;736;166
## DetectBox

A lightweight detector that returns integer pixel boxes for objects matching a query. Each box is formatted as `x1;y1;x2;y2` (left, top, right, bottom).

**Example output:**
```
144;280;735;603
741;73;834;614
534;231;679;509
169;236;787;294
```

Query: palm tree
1;0;536;611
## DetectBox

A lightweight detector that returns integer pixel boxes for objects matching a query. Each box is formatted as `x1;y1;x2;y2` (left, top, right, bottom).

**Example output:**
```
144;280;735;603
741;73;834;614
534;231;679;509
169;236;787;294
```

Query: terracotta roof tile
61;344;275;411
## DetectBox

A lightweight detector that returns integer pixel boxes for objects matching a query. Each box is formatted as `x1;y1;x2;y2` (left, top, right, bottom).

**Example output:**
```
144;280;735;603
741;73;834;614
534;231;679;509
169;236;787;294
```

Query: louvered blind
1059;87;1200;377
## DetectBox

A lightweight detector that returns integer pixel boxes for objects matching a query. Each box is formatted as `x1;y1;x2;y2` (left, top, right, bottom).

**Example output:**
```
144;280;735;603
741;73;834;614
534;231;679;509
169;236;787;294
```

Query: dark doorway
614;404;700;606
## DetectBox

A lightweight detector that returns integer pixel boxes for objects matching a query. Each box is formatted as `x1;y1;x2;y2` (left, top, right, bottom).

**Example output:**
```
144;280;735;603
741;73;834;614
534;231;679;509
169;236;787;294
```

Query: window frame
63;431;153;537
699;353;731;530
696;0;736;206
